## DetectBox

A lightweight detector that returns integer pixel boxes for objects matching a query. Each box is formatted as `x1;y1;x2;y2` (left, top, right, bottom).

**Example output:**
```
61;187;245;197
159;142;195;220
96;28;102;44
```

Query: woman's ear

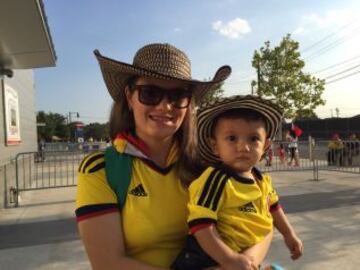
125;86;133;111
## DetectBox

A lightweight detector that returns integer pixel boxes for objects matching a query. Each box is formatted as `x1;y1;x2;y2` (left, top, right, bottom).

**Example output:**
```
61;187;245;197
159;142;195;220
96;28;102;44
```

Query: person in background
75;43;234;270
344;133;359;166
327;133;344;166
172;95;303;270
265;144;273;167
278;143;286;165
37;138;46;162
286;130;299;167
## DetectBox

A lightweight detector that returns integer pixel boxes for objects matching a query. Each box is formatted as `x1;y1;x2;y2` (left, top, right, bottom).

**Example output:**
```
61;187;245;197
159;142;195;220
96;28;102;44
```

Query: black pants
171;235;217;270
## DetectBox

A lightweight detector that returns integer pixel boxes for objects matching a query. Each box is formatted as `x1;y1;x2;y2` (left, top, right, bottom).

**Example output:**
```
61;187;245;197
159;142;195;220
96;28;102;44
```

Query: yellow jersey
188;166;279;251
75;132;189;267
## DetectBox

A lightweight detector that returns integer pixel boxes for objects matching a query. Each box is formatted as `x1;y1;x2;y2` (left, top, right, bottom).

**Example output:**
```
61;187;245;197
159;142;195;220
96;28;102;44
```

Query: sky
35;0;360;124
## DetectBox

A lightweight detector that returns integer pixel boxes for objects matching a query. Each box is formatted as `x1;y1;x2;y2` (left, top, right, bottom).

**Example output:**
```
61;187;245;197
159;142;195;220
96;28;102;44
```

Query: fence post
15;154;20;207
2;164;7;208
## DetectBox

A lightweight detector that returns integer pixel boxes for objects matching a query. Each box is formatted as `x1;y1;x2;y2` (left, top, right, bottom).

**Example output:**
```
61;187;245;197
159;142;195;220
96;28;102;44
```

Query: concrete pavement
0;170;359;269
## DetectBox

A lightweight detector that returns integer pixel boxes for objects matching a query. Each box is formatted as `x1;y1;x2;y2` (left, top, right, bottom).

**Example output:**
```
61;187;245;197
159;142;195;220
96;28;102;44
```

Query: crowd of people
327;133;360;166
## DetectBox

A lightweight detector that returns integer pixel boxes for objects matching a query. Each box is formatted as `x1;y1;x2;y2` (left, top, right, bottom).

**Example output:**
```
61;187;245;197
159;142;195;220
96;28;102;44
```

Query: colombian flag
291;123;303;137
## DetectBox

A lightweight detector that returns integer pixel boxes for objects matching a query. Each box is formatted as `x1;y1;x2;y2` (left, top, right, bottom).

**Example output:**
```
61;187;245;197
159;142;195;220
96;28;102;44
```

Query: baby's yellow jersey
188;166;279;252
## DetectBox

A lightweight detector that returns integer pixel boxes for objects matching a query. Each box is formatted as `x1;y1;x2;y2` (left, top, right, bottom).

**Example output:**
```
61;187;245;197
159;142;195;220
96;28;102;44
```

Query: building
0;1;56;208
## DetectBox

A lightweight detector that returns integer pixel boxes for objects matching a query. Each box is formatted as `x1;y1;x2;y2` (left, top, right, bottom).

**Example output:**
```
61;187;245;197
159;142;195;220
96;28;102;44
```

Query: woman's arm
78;212;168;270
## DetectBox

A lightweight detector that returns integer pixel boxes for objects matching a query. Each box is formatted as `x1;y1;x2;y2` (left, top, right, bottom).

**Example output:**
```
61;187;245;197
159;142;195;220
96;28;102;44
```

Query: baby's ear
209;137;219;156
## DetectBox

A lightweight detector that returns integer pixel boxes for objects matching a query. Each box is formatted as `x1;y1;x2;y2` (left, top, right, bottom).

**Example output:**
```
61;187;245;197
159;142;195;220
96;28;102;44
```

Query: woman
75;43;272;270
75;43;231;269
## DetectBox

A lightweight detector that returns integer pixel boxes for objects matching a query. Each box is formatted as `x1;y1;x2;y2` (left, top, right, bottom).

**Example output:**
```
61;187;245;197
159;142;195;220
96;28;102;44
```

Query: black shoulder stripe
81;152;104;173
78;155;89;173
88;162;105;173
197;169;220;206
211;174;229;211
198;169;228;210
203;171;225;208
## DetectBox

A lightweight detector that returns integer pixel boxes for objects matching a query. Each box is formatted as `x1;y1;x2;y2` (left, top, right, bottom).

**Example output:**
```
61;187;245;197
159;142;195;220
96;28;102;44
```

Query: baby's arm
194;225;257;270
271;207;303;260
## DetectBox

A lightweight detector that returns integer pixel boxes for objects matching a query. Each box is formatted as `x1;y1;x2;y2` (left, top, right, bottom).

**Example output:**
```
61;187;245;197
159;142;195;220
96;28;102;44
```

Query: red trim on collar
115;132;150;156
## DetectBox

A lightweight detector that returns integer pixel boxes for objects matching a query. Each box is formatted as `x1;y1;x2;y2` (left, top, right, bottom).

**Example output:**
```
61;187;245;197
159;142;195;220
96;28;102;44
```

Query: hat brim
198;95;283;164
94;50;231;102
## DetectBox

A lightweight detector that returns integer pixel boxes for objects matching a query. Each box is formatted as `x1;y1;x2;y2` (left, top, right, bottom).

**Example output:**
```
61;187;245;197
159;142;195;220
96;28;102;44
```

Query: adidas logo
129;184;148;197
239;202;257;213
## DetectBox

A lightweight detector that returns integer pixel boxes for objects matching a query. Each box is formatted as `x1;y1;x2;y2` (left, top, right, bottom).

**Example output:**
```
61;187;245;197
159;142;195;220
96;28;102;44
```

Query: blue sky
35;0;360;123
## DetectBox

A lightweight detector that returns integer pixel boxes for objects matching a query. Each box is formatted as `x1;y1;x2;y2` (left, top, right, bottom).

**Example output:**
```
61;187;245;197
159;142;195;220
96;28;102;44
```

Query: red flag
291;123;303;137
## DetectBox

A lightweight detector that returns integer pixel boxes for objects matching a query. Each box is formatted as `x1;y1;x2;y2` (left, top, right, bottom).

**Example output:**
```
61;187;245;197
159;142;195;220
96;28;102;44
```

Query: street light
68;111;80;124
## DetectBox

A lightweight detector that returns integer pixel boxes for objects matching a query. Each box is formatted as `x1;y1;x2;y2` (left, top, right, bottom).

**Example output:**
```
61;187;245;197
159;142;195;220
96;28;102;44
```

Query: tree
84;122;109;141
252;34;325;120
37;111;69;141
200;80;225;104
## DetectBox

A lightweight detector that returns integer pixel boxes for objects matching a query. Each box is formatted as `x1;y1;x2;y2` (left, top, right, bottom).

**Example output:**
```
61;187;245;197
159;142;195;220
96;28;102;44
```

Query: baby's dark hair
211;108;270;138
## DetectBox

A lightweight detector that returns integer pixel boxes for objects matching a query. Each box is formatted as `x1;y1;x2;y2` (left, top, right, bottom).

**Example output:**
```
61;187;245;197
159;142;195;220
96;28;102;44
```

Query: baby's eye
250;135;260;142
226;135;237;142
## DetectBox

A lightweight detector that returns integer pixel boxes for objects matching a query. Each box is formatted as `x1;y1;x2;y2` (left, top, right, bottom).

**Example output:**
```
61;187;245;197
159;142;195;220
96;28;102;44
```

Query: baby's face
211;117;270;176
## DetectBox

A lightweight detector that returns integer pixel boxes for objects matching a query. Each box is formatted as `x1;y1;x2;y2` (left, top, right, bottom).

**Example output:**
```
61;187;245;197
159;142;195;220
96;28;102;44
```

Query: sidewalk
0;170;359;269
0;187;90;270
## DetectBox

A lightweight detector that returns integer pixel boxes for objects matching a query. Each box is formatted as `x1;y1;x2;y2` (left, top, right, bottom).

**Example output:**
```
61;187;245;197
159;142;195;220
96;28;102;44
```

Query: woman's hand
222;253;257;270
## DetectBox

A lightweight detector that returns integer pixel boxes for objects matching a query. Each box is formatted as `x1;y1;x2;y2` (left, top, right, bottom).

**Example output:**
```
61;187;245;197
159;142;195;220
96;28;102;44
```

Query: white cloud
173;28;181;32
212;18;251;39
293;9;357;36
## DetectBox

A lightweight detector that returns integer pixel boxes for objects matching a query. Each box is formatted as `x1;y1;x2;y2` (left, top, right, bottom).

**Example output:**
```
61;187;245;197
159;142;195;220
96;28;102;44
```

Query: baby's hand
284;233;303;260
222;253;258;270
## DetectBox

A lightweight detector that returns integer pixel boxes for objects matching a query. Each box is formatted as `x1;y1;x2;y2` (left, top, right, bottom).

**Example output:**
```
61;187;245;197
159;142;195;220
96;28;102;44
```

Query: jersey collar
113;132;179;166
214;163;264;184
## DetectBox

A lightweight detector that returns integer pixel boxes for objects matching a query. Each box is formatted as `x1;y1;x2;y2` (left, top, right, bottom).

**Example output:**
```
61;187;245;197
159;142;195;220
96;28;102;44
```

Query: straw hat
94;43;232;103
197;95;283;164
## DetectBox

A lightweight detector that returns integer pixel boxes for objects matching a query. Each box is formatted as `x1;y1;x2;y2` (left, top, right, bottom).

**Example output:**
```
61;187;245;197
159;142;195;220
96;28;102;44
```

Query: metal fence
258;139;360;175
3;140;359;208
13;151;88;206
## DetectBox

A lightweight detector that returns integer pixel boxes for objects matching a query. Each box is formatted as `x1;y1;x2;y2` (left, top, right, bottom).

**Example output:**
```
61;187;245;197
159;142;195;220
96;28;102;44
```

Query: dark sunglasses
134;85;192;109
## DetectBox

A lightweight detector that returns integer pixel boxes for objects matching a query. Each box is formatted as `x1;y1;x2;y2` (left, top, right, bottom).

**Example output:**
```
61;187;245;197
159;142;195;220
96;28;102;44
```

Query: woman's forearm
79;213;168;270
193;225;237;265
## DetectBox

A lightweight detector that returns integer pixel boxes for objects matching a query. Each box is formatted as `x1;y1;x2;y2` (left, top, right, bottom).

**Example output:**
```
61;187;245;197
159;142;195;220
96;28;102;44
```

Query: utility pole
68;112;80;142
256;63;261;92
68;111;80;124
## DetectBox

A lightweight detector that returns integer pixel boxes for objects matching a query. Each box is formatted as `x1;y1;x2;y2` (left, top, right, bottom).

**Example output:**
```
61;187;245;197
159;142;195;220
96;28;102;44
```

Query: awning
0;0;57;69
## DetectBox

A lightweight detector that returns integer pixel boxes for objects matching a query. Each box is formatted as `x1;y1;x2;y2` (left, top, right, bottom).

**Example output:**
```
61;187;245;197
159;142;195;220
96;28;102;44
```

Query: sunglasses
134;85;192;109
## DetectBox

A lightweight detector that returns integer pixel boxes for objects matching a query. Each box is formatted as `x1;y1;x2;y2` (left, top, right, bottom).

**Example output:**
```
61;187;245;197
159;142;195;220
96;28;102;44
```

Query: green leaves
37;111;69;141
252;34;325;120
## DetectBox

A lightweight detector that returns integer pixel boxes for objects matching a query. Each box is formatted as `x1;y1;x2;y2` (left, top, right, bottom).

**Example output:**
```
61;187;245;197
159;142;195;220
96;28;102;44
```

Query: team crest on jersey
129;184;148;197
239;202;257;213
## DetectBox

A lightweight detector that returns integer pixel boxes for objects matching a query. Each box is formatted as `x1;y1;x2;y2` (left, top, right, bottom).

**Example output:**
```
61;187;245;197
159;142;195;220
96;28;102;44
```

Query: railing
14;151;88;206
3;139;358;208
258;139;360;175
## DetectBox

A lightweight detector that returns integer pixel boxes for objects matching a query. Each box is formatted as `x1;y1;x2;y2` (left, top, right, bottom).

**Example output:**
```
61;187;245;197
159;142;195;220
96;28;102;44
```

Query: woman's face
126;77;190;142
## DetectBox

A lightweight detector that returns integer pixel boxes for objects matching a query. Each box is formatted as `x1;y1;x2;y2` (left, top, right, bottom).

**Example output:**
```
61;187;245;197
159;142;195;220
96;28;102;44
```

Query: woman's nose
156;96;174;110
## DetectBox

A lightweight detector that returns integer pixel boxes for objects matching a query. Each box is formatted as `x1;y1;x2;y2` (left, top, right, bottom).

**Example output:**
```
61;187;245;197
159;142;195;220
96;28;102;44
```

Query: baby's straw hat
197;95;283;164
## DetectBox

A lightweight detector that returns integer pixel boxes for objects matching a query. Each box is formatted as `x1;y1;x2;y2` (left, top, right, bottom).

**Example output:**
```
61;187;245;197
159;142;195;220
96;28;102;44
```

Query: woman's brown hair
108;77;202;185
